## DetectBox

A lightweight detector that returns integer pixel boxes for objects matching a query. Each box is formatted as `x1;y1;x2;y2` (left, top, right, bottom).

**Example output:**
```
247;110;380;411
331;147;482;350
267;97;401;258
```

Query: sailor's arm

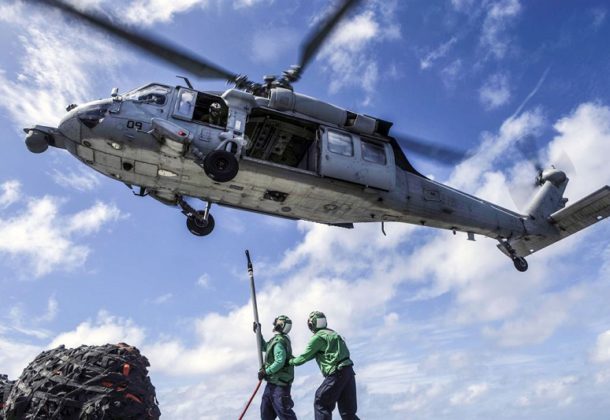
289;335;324;366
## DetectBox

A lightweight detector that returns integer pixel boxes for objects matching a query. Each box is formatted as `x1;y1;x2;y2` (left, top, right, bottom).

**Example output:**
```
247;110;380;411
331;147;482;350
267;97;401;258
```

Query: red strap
125;393;143;404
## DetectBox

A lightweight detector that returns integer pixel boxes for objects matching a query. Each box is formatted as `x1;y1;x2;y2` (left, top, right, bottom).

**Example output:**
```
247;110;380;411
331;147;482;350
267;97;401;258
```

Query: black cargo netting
1;343;160;420
0;374;15;420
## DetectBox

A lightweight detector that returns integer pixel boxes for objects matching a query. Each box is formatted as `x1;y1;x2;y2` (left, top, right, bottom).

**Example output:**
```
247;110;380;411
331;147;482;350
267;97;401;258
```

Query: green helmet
273;315;292;334
307;311;327;332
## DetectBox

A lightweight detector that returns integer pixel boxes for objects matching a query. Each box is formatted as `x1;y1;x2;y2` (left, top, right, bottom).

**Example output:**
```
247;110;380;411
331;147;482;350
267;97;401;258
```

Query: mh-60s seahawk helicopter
24;0;610;272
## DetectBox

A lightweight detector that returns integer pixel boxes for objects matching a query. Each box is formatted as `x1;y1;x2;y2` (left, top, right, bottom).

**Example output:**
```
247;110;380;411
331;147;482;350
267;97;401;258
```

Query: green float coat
262;334;294;386
290;328;353;377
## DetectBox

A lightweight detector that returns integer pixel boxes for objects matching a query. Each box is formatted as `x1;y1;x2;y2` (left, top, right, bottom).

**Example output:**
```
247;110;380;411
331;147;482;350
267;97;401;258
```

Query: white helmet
273;315;292;334
307;311;327;332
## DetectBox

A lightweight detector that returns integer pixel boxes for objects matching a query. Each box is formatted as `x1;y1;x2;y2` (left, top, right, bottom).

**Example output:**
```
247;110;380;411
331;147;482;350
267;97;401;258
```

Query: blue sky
1;0;610;418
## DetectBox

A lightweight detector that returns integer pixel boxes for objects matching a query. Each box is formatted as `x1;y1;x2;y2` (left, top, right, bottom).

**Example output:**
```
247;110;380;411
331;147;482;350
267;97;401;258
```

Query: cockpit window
124;84;171;106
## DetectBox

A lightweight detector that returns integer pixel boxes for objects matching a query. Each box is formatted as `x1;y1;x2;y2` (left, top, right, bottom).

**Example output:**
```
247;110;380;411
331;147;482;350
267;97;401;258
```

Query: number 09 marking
126;120;143;130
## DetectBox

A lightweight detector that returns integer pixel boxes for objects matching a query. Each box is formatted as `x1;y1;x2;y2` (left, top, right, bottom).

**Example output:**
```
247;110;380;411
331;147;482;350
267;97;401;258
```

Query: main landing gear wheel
186;211;215;236
513;257;528;272
203;150;239;183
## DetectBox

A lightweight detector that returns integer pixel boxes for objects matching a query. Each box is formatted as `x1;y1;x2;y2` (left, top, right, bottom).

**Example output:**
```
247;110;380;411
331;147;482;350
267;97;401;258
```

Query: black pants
261;382;297;420
314;365;359;420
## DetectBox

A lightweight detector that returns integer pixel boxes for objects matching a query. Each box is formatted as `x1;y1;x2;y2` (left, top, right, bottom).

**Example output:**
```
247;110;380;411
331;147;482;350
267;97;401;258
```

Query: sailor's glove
258;369;267;381
253;322;261;333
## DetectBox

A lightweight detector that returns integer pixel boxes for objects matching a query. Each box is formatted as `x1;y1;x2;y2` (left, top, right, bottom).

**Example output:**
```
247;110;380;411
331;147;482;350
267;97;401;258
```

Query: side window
361;140;387;165
175;90;196;119
193;94;228;127
327;131;353;156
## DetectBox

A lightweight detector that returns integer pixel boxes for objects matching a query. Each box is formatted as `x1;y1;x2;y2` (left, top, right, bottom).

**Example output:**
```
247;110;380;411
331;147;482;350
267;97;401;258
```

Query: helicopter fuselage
25;82;610;271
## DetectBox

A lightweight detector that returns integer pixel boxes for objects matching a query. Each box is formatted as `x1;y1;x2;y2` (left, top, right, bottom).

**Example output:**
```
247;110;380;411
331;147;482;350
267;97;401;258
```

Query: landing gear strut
179;197;215;236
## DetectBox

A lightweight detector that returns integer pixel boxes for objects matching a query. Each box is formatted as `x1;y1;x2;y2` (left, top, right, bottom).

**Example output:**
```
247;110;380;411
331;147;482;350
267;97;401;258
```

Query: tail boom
501;185;610;257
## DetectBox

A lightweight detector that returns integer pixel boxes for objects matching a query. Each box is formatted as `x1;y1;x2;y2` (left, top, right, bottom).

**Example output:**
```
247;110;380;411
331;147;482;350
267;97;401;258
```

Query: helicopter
23;0;610;272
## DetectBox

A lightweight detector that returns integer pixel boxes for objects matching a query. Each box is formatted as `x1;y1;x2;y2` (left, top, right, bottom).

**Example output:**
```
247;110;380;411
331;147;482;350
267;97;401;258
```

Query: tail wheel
186;211;215;236
513;257;528;272
203;150;239;183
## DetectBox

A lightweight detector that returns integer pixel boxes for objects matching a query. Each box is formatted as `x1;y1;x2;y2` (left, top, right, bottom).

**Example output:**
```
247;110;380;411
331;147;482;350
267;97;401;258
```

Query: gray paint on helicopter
22;0;610;272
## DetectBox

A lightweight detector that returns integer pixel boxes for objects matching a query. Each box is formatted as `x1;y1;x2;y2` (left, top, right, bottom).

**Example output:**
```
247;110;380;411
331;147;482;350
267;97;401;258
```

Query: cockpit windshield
124;84;171;105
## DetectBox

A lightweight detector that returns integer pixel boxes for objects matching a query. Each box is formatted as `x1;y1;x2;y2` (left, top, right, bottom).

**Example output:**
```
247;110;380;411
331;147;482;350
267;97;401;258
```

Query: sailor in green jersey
256;315;297;420
289;311;359;420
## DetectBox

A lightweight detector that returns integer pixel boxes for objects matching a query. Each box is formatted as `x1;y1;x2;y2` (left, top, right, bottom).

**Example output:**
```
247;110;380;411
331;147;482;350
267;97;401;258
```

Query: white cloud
151;293;174;304
451;0;476;13
121;0;207;24
318;1;401;104
479;72;511;109
0;2;123;128
49;310;146;348
51;168;101;192
67;201;123;235
359;360;419;395
0;191;123;278
483;287;584;347
36;296;60;324
480;0;522;60
391;382;447;412
420;37;458;70
591;330;610;363
517;376;578;407
441;59;464;89
0;180;21;209
196;273;211;288
545;102;610;201
120;0;270;25
251;28;300;64
590;7;607;29
0;338;43;378
449;382;489;405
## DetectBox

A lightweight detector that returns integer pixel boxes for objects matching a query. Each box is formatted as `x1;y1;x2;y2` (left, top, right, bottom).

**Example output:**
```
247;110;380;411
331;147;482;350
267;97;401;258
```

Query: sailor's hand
288;357;295;366
258;369;267;381
253;322;261;333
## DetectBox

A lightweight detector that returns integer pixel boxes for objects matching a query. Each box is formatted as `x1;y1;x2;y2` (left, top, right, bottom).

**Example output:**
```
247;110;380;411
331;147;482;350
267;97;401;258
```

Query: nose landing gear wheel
203;150;239;183
186;211;215;236
513;257;528;272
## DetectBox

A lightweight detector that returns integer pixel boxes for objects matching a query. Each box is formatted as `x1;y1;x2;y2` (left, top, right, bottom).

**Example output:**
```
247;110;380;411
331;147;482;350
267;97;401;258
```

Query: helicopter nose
57;100;111;142
58;111;82;143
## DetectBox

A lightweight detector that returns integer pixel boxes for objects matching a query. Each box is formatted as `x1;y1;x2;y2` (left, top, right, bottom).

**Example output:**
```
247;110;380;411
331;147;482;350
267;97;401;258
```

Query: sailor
208;102;223;125
289;311;359;420
257;315;298;420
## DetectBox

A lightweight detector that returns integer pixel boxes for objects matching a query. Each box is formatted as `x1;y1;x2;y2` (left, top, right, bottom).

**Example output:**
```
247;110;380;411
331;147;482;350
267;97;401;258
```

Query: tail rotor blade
552;149;576;176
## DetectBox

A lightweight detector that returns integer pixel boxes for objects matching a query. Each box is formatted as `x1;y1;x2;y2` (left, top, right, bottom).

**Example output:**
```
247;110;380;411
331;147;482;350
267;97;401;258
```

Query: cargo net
1;343;160;420
0;374;15;420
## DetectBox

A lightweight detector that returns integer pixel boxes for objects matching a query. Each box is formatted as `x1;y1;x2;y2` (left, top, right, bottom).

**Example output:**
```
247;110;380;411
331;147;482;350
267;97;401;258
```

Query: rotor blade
292;0;362;80
393;133;469;165
551;149;576;176
29;0;239;82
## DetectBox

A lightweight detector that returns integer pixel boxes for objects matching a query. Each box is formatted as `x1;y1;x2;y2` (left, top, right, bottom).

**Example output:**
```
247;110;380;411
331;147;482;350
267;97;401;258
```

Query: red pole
238;379;263;420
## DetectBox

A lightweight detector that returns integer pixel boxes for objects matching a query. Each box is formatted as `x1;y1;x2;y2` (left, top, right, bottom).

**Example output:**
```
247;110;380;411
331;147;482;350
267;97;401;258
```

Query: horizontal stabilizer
503;186;610;257
549;185;610;235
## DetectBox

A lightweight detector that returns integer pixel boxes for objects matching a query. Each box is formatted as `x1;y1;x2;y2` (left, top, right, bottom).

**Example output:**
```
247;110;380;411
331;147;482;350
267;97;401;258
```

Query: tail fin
523;168;569;221
504;185;610;257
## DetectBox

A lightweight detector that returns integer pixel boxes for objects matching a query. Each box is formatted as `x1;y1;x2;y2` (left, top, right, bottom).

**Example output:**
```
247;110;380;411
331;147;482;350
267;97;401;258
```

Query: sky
1;0;610;418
